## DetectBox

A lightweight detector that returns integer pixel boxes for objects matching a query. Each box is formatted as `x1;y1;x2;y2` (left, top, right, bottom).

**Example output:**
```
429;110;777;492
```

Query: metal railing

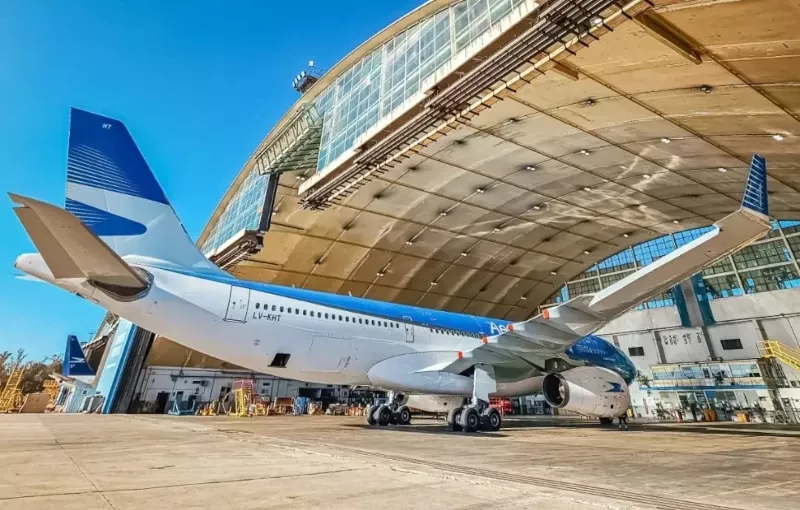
758;340;800;372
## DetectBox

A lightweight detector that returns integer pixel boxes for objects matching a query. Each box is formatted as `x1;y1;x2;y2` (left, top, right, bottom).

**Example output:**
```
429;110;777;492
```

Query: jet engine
542;366;630;418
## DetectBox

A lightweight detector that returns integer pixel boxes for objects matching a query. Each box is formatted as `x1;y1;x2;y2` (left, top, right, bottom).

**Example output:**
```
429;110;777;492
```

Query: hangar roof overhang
198;0;800;322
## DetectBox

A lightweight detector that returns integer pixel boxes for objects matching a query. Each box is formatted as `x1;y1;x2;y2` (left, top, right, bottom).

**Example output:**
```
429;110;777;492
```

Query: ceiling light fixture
550;271;558;276
643;174;651;179
430;281;438;286
376;272;385;277
584;250;592;255
773;134;785;141
476;188;485;194
525;165;536;171
405;240;414;245
590;16;603;27
439;211;448;217
718;167;727;173
673;220;680;224
700;85;713;94
533;205;542;210
580;149;590;155
661;138;671;144
460;252;468;257
583;186;592;192
584;98;597;107
623;233;630;238
520;296;527;301
493;227;502;232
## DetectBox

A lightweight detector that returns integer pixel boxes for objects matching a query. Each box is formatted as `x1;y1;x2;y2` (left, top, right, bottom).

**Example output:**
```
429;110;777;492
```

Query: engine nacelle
542;366;630;419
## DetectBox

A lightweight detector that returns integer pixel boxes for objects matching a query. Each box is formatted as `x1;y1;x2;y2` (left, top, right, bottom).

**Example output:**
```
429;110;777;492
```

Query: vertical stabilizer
63;335;96;378
65;108;222;274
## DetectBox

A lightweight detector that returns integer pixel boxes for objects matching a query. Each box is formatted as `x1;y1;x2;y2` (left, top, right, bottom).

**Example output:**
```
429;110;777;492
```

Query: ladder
0;367;25;412
758;340;800;372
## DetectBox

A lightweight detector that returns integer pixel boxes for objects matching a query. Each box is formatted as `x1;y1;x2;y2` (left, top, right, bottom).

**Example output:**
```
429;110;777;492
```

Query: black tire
377;404;392;426
395;405;412;425
447;407;463;431
461;407;480;433
366;405;379;426
599;417;613;426
482;407;502;431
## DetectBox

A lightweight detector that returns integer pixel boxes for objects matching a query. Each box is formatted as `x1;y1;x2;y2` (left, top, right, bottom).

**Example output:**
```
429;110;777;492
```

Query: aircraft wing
10;193;148;290
480;154;771;358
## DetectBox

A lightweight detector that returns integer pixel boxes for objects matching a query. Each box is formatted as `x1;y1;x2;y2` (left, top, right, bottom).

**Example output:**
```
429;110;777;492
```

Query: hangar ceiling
205;0;800;322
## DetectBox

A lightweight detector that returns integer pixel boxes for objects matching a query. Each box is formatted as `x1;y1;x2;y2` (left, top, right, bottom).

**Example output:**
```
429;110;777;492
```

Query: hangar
80;0;800;419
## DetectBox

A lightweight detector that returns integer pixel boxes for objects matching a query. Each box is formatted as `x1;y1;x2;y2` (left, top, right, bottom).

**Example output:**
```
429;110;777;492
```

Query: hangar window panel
646;291;674;309
702;257;735;276
597;248;635;275
780;220;800;236
633;236;675;267
764;221;782;239
567;278;600;298
785;235;800;260
703;274;742;299
732;240;791;269
673;227;713;248
600;270;633;288
740;264;800;294
628;346;645;357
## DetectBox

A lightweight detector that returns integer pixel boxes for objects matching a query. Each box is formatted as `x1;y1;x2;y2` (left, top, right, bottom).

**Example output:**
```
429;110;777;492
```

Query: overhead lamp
550;271;558;276
673;220;680;224
525;165;536;171
533;205;542;210
476;188;485;194
590;16;603;27
773;134;785;141
439;211;448;217
700;85;713;94
405;240;414;245
376;272;385;277
642;174;651;179
520;296;527;301
584;250;592;255
580;149;591;155
661;138;671;144
718;167;727;173
460;252;468;257
584;98;597;107
493;227;502;232
623;233;630;238
430;281;438;286
583;186;592;192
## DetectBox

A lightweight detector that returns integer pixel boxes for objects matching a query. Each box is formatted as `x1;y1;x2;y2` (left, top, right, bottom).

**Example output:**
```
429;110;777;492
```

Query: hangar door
225;286;250;322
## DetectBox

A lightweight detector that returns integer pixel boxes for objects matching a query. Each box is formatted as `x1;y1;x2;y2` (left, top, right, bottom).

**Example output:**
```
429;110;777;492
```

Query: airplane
10;109;771;431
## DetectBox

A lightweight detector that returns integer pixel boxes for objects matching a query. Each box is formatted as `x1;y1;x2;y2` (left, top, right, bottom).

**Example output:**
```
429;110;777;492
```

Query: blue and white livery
10;109;772;431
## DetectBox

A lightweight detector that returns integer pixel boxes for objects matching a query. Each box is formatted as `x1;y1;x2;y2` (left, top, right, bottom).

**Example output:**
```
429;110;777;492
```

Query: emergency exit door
403;316;414;343
225;286;250;322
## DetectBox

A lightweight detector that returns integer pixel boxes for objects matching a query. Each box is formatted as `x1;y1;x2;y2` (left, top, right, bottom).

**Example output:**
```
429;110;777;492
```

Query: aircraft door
403;316;414;343
224;285;250;322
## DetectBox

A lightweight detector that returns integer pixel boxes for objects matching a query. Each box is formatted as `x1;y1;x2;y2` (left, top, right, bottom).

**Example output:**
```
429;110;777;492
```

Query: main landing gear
448;363;503;432
446;401;502;432
366;392;412;427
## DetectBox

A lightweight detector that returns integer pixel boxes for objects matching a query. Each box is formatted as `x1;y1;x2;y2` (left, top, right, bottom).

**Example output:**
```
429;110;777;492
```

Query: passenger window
303;310;307;316
345;317;349;322
287;307;292;314
325;313;329;319
272;305;276;311
255;303;260;309
371;320;376;326
338;315;342;321
280;306;284;312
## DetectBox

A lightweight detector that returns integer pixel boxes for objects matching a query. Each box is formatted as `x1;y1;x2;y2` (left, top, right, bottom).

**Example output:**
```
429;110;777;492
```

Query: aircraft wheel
461;407;480;433
447;406;462;432
482;407;502;431
366;405;379;426
376;404;392;426
395;405;411;425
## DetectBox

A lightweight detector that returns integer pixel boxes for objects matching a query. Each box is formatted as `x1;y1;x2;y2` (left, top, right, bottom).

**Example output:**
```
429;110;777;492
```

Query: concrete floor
1;415;798;509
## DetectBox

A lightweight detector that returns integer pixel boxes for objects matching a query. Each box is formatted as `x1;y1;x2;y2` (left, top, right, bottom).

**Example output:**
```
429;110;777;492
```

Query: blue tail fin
64;108;221;273
63;335;96;378
741;154;768;217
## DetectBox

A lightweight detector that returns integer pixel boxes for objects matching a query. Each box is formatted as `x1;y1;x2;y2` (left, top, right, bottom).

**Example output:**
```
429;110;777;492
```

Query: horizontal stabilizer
10;193;148;290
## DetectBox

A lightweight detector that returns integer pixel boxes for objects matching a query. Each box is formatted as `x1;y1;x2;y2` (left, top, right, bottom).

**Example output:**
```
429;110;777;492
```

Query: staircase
758;340;800;372
0;367;24;412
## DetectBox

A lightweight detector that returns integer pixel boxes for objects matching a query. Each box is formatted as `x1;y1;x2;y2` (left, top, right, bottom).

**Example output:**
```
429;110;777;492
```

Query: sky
0;0;422;360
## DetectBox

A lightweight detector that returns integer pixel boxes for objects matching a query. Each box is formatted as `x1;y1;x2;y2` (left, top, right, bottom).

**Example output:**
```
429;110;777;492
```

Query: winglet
742;154;768;218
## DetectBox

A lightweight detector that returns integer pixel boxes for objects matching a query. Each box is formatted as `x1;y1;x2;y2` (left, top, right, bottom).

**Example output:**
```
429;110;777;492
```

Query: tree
1;349;63;395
